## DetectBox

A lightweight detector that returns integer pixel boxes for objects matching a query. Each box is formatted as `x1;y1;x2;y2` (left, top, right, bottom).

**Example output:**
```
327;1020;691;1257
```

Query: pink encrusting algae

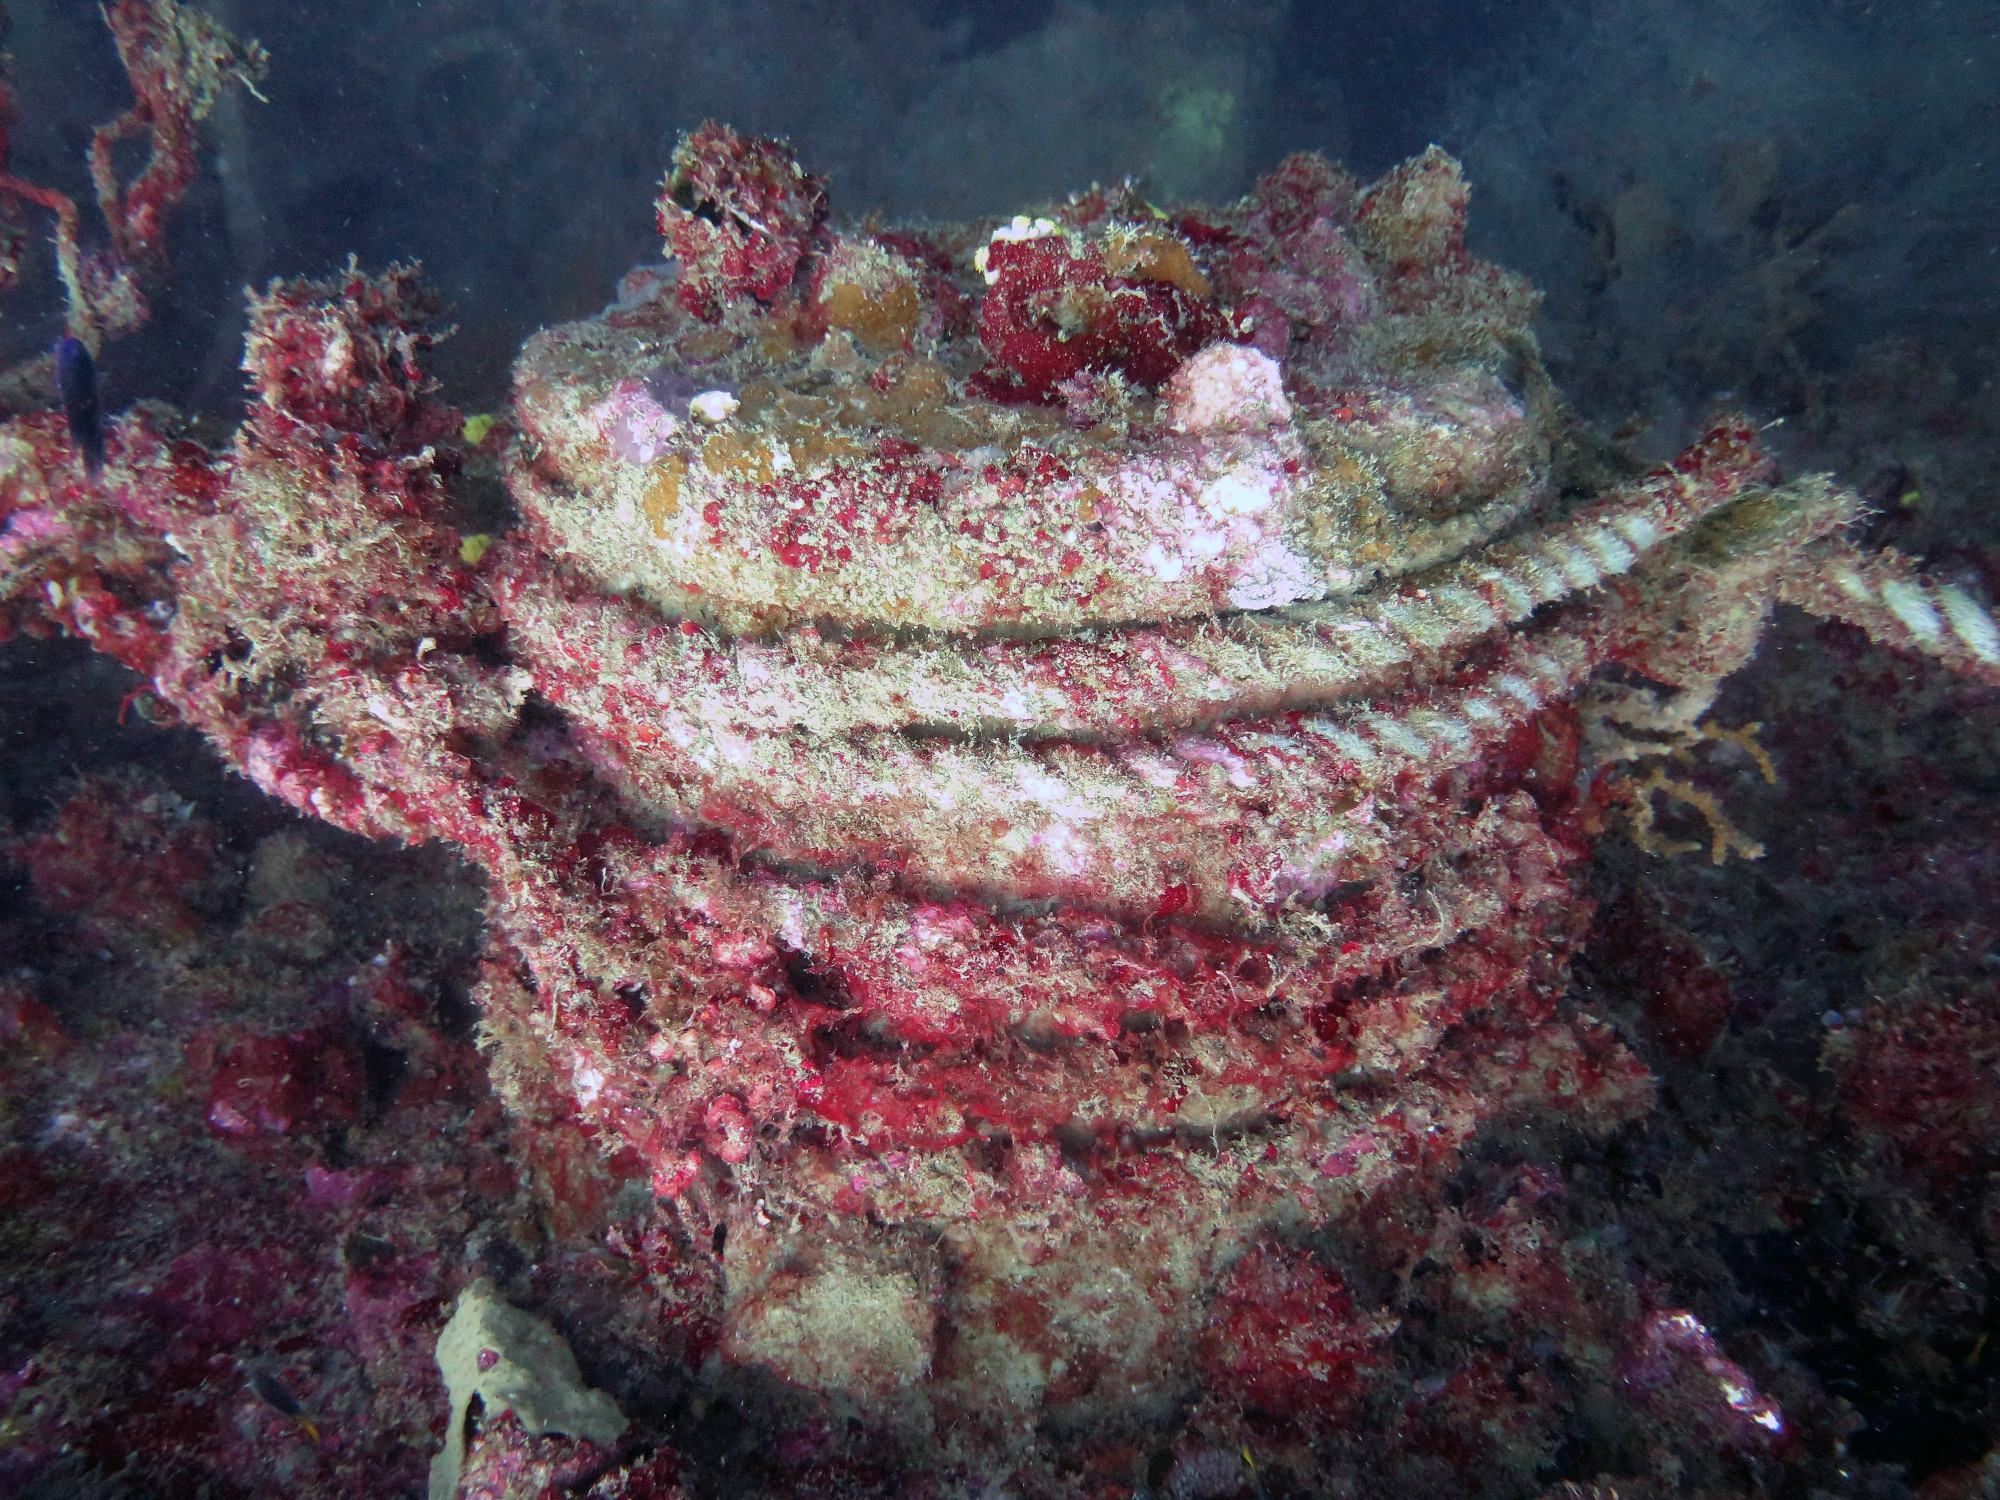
4;19;2000;1495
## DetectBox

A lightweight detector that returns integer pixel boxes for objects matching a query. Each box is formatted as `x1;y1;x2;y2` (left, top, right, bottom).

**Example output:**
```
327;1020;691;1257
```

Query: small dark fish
249;1370;321;1443
54;335;104;479
249;1370;301;1416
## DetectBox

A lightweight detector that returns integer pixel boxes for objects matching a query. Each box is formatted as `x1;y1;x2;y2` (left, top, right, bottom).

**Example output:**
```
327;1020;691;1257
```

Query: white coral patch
974;214;1059;283
1479;568;1537;616
1143;542;1187;583
1303;720;1377;769
1173;735;1257;788
591;378;681;465
734;649;774;688
1200;470;1277;517
1610;513;1661;552
1015;768;1096;814
1829;565;1875;605
1030;823;1088;876
1579;527;1637;574
776;897;809;953
1166;344;1291;433
319;325;354;384
1273;830;1351;901
1182;527;1228;559
1365;713;1431;758
1432;584;1499;630
1550;542;1601;591
1116;748;1183;789
908;904;978;950
1229;541;1324;611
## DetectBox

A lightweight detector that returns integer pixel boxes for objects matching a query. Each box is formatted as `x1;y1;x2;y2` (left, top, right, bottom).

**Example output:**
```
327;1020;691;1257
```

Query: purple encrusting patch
597;367;741;466
596;377;678;467
643;366;705;419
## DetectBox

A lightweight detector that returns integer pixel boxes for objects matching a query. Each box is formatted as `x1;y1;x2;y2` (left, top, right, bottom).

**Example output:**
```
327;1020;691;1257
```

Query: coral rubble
4;30;2000;1497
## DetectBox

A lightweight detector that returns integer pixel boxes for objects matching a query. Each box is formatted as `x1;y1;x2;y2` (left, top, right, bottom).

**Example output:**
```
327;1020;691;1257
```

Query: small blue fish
54;335;104;479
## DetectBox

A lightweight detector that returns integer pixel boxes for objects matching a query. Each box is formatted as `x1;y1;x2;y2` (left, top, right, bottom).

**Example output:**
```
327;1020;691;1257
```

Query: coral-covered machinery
5;19;1999;1492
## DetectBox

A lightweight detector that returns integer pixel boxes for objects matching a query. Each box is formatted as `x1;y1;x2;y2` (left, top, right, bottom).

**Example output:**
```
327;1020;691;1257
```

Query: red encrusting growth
656;121;830;321
242;261;460;459
972;230;1233;402
1194;1242;1389;1422
11;771;231;952
204;1027;366;1138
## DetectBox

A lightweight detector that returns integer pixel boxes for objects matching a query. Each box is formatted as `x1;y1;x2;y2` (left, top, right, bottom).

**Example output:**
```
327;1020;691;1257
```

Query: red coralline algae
243;260;462;459
1193;1242;1389;1423
658;122;830;321
5;38;2000;1494
92;0;270;273
10;771;231;952
455;1410;632;1500
0;978;67;1064
1827;993;2000;1196
1581;896;1738;1061
204;1028;366;1138
0;776;544;1499
972;222;1232;401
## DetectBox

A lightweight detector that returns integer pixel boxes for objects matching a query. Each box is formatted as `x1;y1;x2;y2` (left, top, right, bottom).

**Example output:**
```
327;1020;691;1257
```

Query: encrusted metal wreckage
3;9;1999;1497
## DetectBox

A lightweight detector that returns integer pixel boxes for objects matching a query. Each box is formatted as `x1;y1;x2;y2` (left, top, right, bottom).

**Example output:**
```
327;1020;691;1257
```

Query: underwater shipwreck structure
4;7;2000;1497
